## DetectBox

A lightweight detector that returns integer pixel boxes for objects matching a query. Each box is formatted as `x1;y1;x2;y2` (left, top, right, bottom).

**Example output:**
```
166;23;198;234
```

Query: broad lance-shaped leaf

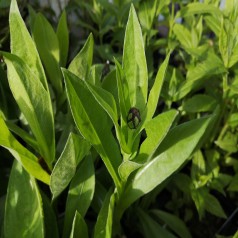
85;81;130;154
4;160;44;238
57;10;69;67
33;13;62;95
94;188;115;238
0;116;50;184
151;210;192;238
68;33;94;80
63;155;95;238
118;116;213;214
123;4;148;111
3;53;55;169
40;191;59;238
9;0;48;90
50;133;91;200
136;110;178;163
70;212;88;238
137;208;177;238
146;53;170;121
63;68;121;190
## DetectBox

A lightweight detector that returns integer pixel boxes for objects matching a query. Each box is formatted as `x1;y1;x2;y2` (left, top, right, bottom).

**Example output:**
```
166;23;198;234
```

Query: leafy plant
1;0;238;238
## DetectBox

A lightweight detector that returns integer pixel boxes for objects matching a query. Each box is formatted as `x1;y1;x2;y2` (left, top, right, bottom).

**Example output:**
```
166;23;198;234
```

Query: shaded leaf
33;13;62;94
94;188;115;238
182;94;217;113
151;209;192;238
57;10;69;67
63;155;95;238
68;33;94;80
70;211;88;238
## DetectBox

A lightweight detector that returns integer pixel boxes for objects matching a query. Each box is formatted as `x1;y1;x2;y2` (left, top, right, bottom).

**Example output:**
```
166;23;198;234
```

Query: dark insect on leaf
101;60;110;80
127;107;141;129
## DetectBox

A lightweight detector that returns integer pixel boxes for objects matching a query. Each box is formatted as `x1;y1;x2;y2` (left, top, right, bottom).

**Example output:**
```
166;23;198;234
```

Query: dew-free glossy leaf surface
68;34;93;80
4;160;44;238
137;110;178;163
123;5;148;110
50;133;91;200
63;68;121;189
3;53;55;169
85;81;129;153
0;116;50;184
119;116;212;212
9;0;48;89
146;53;170;120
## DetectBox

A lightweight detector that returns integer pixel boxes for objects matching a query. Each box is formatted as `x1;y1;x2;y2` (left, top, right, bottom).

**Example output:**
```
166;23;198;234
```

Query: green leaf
176;3;222;18
6;120;39;153
205;193;227;218
151;209;192;238
204;15;221;36
4;161;44;238
137;208;176;238
0;116;50;184
122;4;148;111
94;188;115;238
115;58;130;125
146;53;170;120
40;191;59;238
3;53;55;169
119;116;213;213
173;24;193;49
63;155;95;238
182;94;217;113
191;150;206;181
174;51;226;100
50;133;91;200
63;68;121;190
9;0;48;89
70;211;88;238
137;110;178;163
33;13;62;94
57;10;69;67
139;0;158;30
228;174;238;192
85;81;130;153
215;131;238;153
68;33;94;80
118;160;142;182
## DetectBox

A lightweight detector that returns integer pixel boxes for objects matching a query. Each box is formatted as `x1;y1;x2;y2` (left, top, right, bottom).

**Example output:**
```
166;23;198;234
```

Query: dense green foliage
0;0;238;237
